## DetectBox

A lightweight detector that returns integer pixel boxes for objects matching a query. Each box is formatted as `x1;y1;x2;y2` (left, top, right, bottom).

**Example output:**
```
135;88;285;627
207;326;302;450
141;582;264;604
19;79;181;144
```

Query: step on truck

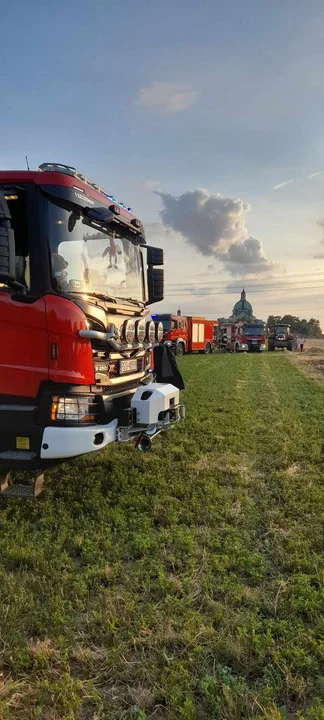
268;324;293;351
0;163;185;497
153;314;218;355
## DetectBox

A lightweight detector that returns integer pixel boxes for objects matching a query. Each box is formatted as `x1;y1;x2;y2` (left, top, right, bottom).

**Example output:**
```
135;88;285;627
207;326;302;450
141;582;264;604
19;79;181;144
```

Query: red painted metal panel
44;295;95;385
0;290;48;397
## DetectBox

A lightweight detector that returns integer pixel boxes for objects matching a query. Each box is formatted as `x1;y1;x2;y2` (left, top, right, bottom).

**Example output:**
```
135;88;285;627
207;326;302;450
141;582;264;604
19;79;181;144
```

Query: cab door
0;188;49;399
0;291;48;397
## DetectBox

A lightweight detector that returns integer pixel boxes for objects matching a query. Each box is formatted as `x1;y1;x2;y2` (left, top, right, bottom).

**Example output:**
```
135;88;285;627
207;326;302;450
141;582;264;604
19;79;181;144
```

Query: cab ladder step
0;472;45;498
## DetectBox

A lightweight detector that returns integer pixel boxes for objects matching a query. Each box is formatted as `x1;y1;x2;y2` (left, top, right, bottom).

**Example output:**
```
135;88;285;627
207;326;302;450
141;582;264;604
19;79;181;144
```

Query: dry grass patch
287;340;324;387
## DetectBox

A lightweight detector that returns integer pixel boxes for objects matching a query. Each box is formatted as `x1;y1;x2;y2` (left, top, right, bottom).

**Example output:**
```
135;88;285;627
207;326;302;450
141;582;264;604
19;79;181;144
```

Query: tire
268;340;275;351
176;342;185;356
204;342;212;354
287;341;293;352
235;343;240;353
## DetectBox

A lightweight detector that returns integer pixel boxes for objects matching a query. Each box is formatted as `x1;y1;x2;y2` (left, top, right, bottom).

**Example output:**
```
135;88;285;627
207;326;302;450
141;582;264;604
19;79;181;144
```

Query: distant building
218;288;264;326
230;288;253;322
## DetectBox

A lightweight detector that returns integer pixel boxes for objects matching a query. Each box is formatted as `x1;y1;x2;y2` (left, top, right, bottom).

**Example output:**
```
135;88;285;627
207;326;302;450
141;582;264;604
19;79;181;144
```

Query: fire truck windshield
243;326;264;336
47;199;144;303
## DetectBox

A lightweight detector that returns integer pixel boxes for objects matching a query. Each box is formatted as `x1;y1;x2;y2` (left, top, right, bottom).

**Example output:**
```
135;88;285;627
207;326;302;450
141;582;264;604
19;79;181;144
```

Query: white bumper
40;383;183;460
41;419;118;459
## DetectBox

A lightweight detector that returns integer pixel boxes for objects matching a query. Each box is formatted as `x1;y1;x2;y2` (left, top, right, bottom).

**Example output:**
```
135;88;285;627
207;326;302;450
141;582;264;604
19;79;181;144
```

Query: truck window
1;191;30;289
159;318;171;331
171;319;178;330
47;199;143;301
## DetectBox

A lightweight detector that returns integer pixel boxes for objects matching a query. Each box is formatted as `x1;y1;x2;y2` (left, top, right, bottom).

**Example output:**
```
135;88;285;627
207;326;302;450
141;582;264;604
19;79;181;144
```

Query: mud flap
153;344;185;390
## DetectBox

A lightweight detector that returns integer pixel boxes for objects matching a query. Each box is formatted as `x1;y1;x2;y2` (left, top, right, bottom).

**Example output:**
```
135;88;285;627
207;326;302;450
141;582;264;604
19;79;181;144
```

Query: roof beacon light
109;204;121;215
131;218;142;229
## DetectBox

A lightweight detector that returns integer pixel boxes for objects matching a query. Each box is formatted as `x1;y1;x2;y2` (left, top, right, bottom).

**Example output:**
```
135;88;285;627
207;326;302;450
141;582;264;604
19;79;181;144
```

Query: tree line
267;315;322;337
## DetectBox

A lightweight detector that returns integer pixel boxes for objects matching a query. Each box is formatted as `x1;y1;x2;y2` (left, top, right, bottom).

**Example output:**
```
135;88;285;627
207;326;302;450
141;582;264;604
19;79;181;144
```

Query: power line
164;284;324;297
165;270;324;289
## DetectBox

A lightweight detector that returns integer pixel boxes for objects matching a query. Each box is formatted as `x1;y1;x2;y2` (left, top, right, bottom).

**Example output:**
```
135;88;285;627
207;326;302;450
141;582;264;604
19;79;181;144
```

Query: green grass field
1;353;324;719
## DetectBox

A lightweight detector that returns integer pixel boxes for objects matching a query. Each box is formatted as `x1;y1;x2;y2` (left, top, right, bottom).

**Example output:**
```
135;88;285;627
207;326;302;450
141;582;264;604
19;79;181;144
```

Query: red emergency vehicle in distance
220;322;267;352
152;314;218;355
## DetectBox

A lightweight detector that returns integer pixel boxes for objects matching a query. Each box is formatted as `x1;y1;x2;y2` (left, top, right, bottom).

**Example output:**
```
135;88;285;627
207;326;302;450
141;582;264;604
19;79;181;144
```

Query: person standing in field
300;337;305;352
221;332;228;353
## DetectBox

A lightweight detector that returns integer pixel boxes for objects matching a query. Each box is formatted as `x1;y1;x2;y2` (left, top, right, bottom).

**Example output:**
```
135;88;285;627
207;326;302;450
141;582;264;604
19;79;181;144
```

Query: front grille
92;339;109;355
108;358;144;378
86;317;109;355
103;379;140;396
87;316;146;383
94;358;145;384
87;317;106;332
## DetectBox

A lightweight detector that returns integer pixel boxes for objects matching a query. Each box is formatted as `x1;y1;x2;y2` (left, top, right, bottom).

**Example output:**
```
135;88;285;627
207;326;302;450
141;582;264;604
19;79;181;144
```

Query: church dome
232;289;253;319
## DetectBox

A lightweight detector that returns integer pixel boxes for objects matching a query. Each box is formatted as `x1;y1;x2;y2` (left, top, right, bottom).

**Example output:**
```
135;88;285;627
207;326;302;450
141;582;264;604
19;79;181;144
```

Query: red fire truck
0;163;184;496
153;314;218;355
220;322;267;352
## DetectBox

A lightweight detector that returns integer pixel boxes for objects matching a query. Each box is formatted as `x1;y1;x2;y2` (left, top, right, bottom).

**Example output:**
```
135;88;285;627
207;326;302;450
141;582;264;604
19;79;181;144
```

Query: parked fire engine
0;163;184;496
153;314;218;355
220;322;267;352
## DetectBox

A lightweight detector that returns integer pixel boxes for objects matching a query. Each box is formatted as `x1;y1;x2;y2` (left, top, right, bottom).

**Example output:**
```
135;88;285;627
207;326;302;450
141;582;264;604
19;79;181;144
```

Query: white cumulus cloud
155;188;276;276
223;237;277;276
136;81;199;113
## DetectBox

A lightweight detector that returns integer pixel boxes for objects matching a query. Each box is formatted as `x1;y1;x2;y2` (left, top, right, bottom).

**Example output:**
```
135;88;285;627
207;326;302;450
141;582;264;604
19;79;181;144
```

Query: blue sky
2;0;324;324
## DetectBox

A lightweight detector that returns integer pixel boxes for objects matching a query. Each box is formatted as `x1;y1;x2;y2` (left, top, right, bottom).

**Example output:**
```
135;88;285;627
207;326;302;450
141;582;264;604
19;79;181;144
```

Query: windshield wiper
68;291;143;306
115;296;144;306
68;291;117;303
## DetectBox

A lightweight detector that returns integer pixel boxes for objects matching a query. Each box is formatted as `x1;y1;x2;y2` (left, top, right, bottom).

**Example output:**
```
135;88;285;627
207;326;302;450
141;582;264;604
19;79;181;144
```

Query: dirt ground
287;337;324;386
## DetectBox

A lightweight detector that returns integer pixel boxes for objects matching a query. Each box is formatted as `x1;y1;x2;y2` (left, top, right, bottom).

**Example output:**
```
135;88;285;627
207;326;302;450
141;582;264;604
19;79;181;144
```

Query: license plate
119;359;138;375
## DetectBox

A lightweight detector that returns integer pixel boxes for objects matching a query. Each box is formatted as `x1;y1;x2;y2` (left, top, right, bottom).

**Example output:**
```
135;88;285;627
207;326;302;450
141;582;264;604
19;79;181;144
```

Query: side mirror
148;267;164;304
0;192;16;284
147;246;164;266
146;245;164;303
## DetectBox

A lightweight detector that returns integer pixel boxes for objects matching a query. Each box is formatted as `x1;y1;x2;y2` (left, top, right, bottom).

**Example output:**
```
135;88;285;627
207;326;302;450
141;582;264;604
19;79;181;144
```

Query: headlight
135;318;146;342
51;396;98;423
146;319;155;343
155;321;164;342
123;319;135;343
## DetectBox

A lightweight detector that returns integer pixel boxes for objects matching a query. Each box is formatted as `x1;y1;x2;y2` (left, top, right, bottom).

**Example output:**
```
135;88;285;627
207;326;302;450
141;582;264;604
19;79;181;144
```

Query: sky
1;0;324;325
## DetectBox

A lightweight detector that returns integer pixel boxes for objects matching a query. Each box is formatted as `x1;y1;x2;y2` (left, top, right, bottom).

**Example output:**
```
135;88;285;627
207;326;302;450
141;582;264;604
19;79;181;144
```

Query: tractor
268;324;293;351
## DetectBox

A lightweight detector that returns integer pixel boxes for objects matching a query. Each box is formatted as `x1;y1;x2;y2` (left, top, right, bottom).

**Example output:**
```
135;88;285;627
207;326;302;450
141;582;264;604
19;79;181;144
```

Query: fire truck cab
219;322;266;352
219;323;246;352
0;163;184;496
153;314;218;355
